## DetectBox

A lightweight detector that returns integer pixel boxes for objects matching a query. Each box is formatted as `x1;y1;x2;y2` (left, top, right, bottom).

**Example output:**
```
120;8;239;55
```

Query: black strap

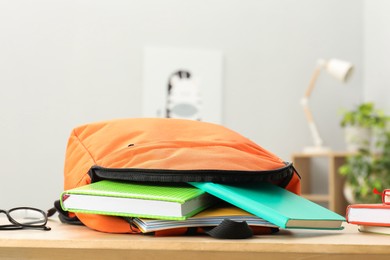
53;200;84;226
204;219;253;239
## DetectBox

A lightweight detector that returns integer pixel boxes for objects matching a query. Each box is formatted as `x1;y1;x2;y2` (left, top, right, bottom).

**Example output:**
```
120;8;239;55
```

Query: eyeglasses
0;207;51;231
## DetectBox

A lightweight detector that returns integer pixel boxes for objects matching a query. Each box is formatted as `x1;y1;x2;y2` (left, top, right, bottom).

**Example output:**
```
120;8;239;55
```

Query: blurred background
0;0;388;210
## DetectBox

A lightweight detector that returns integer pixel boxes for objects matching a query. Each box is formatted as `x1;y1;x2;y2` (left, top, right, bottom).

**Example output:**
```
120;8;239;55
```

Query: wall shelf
291;152;350;215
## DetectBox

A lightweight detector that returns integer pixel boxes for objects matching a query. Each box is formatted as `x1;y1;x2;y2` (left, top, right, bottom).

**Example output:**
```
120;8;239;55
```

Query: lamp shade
325;59;354;82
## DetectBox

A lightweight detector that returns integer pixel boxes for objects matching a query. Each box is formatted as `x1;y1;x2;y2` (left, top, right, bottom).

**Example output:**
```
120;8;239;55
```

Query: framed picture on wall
142;46;223;124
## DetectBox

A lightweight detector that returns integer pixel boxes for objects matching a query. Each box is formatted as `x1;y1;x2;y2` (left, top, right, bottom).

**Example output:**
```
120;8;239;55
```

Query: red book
346;203;390;226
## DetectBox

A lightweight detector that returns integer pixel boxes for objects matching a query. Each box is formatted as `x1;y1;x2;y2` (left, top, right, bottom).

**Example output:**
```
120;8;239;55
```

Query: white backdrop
364;0;390;112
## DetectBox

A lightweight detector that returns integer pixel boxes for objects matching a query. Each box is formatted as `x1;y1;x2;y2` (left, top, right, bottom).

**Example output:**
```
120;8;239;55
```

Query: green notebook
60;180;217;220
189;182;346;229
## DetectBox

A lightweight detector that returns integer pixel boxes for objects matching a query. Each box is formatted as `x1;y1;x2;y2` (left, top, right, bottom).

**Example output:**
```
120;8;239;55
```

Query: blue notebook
189;182;345;229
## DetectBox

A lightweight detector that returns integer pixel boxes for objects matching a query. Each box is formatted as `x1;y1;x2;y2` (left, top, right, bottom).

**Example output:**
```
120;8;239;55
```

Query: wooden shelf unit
291;151;350;215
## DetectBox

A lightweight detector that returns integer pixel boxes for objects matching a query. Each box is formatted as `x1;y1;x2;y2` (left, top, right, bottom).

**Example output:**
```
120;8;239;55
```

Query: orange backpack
61;118;300;234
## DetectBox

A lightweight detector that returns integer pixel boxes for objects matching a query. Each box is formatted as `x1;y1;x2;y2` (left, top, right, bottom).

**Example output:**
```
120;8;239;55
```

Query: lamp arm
301;103;323;147
304;64;322;98
301;61;326;148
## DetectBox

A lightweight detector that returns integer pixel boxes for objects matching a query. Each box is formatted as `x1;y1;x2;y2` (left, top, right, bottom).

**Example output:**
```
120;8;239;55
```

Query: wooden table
0;218;389;260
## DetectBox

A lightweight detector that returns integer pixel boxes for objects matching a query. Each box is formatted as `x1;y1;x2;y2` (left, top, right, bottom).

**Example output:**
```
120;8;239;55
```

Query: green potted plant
340;102;388;152
339;102;390;203
339;131;390;203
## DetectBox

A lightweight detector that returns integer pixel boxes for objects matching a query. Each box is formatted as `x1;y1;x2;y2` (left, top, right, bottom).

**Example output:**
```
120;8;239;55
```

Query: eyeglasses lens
8;208;46;226
0;216;9;226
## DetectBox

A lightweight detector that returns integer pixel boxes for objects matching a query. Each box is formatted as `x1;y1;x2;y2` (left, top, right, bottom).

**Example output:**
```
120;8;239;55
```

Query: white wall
363;0;390;113
0;0;363;209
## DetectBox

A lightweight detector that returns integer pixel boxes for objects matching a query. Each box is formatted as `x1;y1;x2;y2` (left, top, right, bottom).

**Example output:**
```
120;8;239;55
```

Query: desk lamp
301;59;354;153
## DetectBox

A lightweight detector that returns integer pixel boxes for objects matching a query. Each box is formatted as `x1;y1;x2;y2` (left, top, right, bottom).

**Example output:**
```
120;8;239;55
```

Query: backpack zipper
88;162;295;184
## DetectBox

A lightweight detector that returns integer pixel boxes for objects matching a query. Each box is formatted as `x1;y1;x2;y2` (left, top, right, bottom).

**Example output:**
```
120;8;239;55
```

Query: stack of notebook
61;180;346;233
346;189;390;235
